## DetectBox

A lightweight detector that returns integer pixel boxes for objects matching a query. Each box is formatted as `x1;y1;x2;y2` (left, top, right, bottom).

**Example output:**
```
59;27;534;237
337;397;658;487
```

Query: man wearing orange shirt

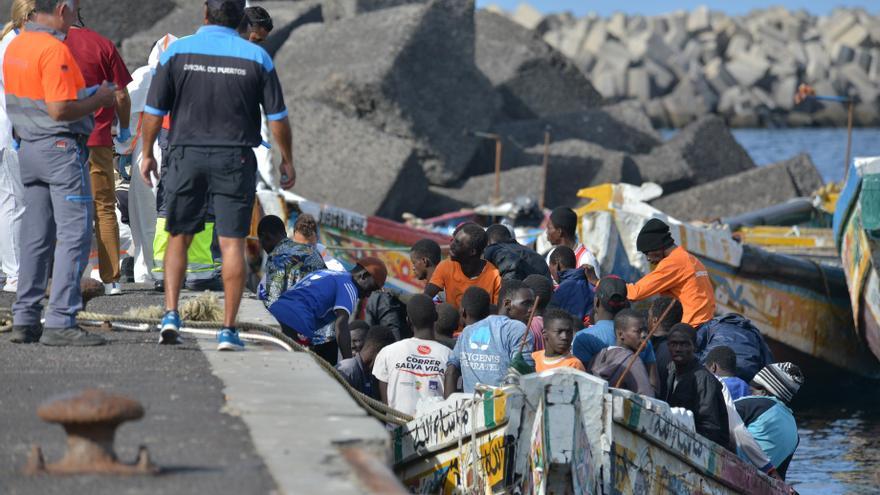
587;218;714;328
424;223;501;310
5;0;116;346
629;219;715;327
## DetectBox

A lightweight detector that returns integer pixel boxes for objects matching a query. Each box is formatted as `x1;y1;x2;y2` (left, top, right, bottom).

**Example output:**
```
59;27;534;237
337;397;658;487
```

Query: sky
476;1;880;17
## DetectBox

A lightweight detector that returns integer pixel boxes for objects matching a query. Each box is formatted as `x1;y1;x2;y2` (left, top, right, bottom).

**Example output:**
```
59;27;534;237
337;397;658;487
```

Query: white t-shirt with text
372;338;451;416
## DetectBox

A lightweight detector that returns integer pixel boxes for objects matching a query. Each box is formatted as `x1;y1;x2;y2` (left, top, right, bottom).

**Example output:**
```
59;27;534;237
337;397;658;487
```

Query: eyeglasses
74;7;85;28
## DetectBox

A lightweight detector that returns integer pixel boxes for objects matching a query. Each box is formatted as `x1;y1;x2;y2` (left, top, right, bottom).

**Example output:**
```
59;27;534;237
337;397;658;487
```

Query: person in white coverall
115;34;177;283
0;2;30;294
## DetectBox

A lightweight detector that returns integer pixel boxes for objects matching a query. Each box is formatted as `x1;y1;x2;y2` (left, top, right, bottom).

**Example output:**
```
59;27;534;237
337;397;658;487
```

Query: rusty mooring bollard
24;389;158;475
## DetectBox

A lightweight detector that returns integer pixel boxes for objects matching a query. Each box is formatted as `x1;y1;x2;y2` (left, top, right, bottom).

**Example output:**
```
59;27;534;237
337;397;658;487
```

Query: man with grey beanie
734;362;805;480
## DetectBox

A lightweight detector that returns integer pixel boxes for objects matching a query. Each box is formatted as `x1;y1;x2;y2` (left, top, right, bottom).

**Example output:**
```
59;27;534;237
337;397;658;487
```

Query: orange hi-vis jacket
627;246;716;327
3;22;93;141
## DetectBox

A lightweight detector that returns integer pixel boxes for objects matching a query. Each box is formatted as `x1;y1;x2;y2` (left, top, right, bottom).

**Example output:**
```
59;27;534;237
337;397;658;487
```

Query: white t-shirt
372;338;451;416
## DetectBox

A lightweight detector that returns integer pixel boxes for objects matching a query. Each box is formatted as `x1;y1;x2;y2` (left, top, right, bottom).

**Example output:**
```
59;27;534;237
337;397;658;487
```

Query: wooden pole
519;297;541;354
844;99;855;182
613;301;676;389
540;127;551;210
493;137;503;205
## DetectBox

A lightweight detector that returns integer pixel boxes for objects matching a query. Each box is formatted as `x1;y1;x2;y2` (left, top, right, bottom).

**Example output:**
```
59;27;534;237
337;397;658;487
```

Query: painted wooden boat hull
392;370;788;494
834;157;880;364
576;183;880;379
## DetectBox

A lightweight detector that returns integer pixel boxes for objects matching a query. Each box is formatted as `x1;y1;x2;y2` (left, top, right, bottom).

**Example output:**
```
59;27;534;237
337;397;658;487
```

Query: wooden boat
574;183;880;379
834;156;880;364
392;368;788;494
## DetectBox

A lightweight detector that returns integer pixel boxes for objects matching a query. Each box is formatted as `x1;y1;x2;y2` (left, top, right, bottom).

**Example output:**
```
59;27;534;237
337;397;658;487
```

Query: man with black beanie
588;218;715;328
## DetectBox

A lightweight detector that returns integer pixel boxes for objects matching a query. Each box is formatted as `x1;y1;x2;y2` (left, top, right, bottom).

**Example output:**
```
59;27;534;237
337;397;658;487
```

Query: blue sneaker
217;328;245;351
159;310;181;345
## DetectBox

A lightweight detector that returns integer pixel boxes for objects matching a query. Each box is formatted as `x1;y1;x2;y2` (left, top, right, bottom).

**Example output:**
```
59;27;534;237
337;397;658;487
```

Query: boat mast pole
540;126;551;210
844;99;854;182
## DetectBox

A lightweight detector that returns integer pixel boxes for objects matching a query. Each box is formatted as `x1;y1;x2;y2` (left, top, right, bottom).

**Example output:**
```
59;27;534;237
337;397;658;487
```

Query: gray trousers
13;136;93;328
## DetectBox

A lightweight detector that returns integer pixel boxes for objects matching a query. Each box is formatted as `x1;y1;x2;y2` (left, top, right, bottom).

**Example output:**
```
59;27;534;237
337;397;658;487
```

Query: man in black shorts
139;0;295;351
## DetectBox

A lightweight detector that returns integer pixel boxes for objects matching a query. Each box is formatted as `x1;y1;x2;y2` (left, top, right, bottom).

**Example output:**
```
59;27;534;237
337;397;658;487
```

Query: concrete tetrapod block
274;0;497;186
290;99;428;220
119;0;205;68
322;0;433;21
633;114;756;194
468;101;660;176
650;153;824;221
726;51;770;87
474;10;602;120
1;0;178;45
511;2;543;30
430;140;642;211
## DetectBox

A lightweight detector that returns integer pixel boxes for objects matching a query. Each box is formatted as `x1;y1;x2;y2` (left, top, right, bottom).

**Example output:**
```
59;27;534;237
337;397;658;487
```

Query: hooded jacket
665;358;730;448
483;240;551;281
696;313;774;382
550;268;594;323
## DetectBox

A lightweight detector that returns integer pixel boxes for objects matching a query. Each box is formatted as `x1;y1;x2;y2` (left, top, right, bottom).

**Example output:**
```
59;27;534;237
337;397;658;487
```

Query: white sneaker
2;278;17;293
104;282;122;295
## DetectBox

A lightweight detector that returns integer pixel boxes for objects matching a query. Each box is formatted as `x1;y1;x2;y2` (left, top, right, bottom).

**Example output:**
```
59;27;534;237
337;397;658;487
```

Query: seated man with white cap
734;362;805;480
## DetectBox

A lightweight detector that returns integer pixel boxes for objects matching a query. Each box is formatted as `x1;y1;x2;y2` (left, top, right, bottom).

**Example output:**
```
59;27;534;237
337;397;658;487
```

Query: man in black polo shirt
139;0;295;351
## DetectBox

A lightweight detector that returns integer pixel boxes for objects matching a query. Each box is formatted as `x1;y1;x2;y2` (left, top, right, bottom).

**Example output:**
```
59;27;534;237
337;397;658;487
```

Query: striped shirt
3;22;94;141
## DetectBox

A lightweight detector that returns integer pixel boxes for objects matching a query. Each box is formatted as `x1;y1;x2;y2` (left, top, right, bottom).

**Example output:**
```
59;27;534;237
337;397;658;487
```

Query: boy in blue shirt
705;345;750;400
445;285;536;395
548;245;593;325
735;362;805;480
268;257;387;365
572;276;659;388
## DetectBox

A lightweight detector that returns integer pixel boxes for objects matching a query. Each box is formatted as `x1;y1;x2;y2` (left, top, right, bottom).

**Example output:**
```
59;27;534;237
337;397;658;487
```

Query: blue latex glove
116;127;131;143
116;153;132;181
12;138;19;151
85;84;100;97
260;140;272;149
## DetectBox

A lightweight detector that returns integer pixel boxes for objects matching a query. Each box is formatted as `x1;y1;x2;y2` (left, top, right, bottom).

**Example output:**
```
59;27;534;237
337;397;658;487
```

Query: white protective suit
116;34;177;282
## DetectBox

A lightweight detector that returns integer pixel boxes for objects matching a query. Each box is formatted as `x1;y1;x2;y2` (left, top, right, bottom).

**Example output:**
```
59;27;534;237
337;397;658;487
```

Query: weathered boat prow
835;156;880;363
574;183;880;379
393;369;787;494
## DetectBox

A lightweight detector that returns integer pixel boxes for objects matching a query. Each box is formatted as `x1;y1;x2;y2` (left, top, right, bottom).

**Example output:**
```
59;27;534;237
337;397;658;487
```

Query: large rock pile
5;0;828;221
502;4;880;127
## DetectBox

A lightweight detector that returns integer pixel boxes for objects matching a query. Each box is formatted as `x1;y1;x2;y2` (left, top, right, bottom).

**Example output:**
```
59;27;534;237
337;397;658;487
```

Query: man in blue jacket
548;245;593;324
735;362;805;480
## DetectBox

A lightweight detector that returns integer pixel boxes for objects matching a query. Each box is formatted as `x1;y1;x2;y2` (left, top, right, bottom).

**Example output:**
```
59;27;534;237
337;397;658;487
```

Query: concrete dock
0;285;391;494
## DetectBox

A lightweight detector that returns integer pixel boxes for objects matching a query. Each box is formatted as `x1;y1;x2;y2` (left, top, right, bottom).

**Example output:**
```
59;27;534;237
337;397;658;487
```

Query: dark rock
290;100;428;220
274;0;498;185
475;10;602;120
254;2;324;59
650;153;824;221
633;115;756;194
322;0;428;21
7;0;178;43
429;140;641;213
119;1;321;68
469;102;661;176
120;0;205;69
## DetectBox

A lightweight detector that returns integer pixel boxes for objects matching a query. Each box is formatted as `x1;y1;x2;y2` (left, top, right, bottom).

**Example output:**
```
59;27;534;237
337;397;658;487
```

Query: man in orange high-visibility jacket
586;218;716;328
4;0;116;346
626;218;715;327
